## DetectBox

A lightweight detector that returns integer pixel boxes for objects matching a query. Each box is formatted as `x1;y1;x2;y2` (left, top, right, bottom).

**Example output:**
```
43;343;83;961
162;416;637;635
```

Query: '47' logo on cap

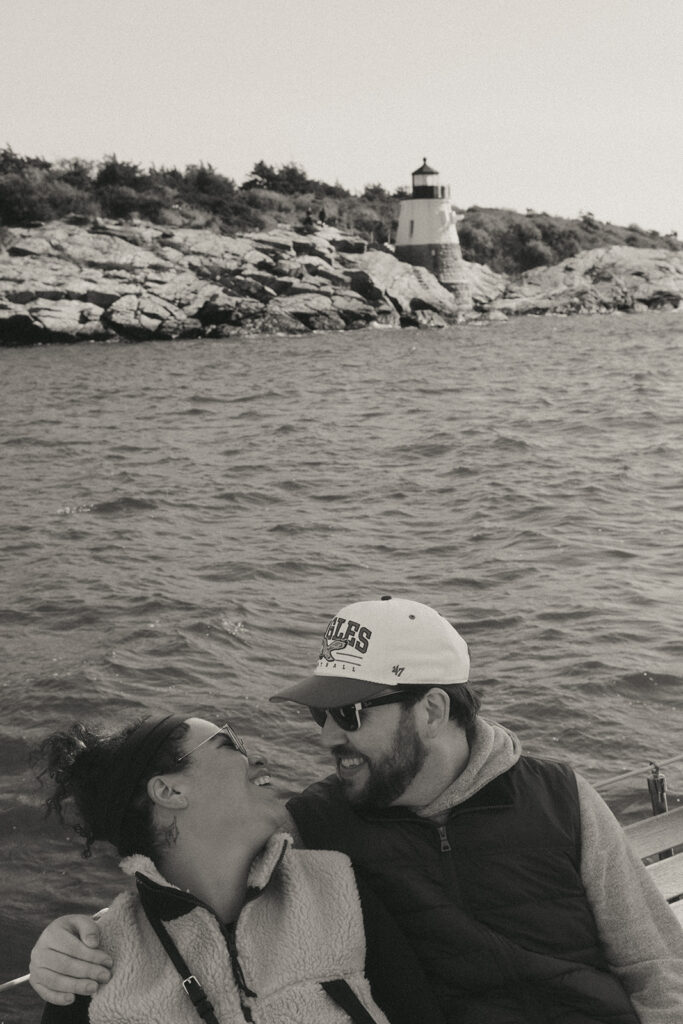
392;665;405;677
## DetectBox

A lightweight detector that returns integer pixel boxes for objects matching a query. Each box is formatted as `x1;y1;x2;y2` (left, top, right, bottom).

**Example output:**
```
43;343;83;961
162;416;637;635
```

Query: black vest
288;756;639;1024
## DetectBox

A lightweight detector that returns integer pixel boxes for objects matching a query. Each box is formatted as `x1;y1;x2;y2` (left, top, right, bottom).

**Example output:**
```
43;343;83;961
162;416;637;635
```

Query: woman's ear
147;774;189;810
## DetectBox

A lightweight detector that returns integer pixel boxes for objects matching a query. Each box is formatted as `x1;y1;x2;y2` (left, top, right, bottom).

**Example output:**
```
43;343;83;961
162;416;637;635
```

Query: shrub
95;156;146;191
458;223;496;265
0;172;52;224
519;239;554;269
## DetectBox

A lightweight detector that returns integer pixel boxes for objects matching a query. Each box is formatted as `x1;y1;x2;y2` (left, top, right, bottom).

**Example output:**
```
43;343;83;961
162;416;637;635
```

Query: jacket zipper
437;824;452;852
224;923;255;1020
137;874;258;1021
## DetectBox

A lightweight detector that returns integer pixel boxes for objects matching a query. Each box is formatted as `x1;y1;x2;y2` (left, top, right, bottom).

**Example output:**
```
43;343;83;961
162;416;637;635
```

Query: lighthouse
395;159;470;304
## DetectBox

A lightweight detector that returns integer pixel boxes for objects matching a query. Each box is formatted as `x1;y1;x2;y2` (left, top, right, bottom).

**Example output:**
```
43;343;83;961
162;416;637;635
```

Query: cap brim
270;675;395;708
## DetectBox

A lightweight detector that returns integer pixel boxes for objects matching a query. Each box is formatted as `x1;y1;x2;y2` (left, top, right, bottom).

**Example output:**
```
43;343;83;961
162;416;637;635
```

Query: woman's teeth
253;774;271;786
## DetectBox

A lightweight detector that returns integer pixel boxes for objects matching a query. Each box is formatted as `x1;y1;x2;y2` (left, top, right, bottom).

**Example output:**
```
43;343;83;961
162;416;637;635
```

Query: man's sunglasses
176;721;248;762
309;691;411;732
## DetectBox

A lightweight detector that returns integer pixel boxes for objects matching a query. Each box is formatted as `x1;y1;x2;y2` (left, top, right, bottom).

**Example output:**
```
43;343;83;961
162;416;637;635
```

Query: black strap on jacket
142;903;220;1024
322;979;382;1024
142;900;379;1024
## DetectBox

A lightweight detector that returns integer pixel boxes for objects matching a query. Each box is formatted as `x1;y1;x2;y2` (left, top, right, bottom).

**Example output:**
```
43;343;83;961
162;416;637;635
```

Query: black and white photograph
1;2;682;1022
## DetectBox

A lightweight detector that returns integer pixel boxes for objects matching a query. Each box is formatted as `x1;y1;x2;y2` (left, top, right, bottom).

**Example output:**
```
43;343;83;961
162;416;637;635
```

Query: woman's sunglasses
176;721;248;762
309;691;410;732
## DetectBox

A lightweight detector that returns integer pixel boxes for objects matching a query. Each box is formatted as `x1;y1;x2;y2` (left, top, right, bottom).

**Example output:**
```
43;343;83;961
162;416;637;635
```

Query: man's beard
342;709;427;808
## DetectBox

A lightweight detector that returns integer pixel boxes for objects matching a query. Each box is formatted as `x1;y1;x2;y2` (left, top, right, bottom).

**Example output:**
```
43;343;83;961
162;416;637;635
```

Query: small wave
537;608;596;622
441;465;479;477
58;502;94;515
269;522;313;535
492;435;531;451
198;563;279;582
563;659;612;675
91;496;158;515
228;390;286;404
181;618;249;644
178;406;212;416
603;547;638;560
440;575;489;589
617;671;682;690
188;394;228;404
57;496;157;516
0;608;31;624
220;618;248;638
460;615;524;631
2;435;52;447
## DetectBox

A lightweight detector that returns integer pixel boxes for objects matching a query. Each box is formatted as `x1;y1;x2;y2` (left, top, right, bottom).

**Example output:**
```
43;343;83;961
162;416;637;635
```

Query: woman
34;712;401;1024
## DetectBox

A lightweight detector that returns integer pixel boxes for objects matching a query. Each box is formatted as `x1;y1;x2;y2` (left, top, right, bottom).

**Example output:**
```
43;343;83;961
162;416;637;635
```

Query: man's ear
419;688;452;736
147;774;189;810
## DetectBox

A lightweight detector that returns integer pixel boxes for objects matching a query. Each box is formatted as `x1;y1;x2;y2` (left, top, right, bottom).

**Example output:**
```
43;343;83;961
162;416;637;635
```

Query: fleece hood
416;717;522;820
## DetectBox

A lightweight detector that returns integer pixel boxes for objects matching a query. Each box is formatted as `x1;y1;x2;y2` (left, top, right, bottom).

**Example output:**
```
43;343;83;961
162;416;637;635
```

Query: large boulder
460;261;508;310
0;305;48;345
29;299;112;341
0;299;112;344
267;291;340;330
491;246;683;315
346;250;461;317
103;293;202;340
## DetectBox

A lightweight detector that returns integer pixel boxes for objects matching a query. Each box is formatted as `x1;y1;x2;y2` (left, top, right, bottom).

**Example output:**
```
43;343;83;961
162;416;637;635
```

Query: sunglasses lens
329;705;360;731
309;707;326;728
309;706;360;730
224;723;248;757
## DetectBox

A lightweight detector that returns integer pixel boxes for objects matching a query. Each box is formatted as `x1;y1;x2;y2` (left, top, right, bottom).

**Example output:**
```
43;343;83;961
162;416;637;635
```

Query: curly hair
34;718;189;860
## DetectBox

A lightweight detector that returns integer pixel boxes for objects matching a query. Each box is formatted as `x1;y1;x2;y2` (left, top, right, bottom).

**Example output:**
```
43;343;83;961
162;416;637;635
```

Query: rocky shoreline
1;218;681;345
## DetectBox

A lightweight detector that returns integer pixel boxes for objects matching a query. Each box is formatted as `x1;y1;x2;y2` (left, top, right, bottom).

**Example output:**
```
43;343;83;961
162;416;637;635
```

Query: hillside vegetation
1;147;679;277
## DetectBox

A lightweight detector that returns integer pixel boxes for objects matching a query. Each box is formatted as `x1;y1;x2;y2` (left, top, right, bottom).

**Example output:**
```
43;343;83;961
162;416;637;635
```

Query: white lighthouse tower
395;159;469;304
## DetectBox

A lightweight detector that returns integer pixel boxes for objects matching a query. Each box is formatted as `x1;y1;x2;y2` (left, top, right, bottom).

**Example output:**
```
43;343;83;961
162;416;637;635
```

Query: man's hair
398;684;481;729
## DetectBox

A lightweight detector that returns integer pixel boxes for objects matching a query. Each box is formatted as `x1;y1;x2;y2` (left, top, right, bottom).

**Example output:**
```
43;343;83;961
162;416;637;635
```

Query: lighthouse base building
395;159;471;307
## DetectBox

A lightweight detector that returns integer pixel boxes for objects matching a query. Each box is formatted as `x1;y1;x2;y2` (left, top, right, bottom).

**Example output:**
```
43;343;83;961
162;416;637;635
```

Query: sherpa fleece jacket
60;833;390;1024
288;718;683;1024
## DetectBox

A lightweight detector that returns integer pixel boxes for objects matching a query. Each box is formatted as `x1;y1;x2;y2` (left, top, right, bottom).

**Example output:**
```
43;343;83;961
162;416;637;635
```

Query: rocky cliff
1;219;681;345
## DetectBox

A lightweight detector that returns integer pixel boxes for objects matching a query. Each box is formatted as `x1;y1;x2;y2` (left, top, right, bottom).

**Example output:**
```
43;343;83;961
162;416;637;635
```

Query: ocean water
1;312;682;1021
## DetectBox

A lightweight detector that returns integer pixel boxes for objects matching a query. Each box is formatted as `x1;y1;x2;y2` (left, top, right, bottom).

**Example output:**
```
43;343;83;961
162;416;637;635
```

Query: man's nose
320;713;348;748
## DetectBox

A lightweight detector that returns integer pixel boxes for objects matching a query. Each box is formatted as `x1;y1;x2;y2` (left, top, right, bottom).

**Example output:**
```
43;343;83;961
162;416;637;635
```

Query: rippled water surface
2;313;682;1020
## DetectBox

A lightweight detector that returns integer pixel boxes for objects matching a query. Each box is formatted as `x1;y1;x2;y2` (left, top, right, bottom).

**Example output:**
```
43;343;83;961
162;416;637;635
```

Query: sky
3;0;682;237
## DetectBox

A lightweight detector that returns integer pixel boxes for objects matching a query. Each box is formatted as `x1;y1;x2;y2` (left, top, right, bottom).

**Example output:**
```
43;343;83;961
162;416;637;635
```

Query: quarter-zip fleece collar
119;831;292;922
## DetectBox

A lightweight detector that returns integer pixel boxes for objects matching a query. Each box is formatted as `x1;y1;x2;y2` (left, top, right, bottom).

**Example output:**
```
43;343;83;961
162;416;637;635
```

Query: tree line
0;147;678;276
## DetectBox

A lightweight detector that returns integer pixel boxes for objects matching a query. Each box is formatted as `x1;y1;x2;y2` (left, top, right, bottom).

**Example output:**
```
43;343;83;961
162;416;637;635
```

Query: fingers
49;925;111;967
29;952;113;1003
28;915;113;1005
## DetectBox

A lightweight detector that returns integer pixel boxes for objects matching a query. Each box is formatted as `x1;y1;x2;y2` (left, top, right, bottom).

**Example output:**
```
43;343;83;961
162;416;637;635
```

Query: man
275;596;683;1024
30;597;683;1023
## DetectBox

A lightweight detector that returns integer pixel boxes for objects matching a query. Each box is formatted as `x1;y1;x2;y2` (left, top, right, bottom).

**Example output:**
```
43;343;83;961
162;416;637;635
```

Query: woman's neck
157;832;264;924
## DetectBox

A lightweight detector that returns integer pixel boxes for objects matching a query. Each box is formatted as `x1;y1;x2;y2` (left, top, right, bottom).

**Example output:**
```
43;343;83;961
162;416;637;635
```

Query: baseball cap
271;596;470;708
